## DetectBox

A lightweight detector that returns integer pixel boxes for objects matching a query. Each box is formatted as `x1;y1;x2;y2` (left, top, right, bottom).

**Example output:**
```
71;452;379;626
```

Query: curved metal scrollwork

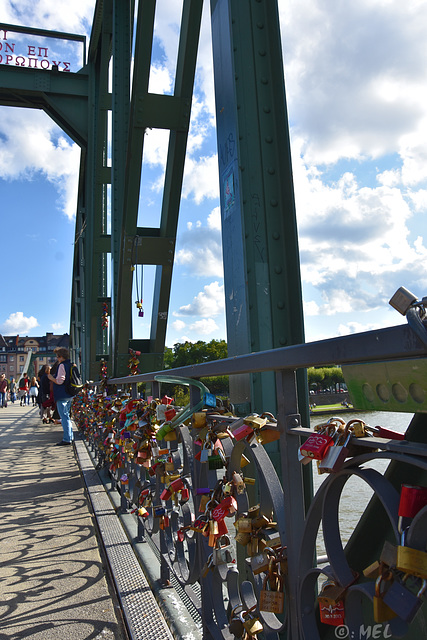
74;386;427;640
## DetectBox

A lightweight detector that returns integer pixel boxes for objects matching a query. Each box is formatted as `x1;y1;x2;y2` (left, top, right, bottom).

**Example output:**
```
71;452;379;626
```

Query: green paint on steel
343;358;427;413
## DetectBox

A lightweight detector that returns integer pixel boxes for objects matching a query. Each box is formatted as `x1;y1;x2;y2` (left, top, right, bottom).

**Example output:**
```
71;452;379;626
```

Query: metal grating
75;439;174;640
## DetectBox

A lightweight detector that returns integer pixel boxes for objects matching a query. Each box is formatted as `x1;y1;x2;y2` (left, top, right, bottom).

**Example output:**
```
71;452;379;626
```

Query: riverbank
309;402;357;415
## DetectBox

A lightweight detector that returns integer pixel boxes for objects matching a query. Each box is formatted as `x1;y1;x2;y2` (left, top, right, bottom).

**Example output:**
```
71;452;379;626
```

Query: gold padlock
192;412;207;428
259;573;284;614
396;544;427;579
243;613;263;635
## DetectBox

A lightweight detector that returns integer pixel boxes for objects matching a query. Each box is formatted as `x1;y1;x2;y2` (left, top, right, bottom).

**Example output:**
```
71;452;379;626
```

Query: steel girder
210;0;308;422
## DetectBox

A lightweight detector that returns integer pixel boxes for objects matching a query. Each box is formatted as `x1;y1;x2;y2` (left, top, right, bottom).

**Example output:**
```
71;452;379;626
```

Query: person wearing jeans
0;374;8;408
48;347;73;446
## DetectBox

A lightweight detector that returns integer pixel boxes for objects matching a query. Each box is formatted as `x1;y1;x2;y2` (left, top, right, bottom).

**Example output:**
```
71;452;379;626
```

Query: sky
0;0;426;350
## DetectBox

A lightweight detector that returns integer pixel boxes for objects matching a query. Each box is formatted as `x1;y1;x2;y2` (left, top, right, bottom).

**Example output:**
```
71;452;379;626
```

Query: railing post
276;368;305;640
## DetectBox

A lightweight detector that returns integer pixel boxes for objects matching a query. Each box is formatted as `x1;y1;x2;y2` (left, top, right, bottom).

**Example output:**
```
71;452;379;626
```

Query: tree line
161;340;345;398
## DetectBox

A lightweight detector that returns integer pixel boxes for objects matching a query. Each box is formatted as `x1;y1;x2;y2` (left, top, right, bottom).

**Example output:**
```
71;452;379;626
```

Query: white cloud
175;282;224;317
1;312;39;334
175;218;223;278
0;108;80;220
188;318;219;335
182;154;219;204
172;319;186;331
51;322;62;331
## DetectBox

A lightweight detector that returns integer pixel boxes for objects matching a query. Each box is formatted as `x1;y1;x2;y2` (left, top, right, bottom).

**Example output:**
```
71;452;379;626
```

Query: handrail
107;323;425;386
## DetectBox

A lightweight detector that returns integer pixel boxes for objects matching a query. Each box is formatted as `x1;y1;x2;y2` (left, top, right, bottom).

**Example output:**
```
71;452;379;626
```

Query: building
0;333;70;380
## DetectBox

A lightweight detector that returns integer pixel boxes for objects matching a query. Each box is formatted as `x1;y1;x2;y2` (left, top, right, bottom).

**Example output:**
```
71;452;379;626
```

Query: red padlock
180;487;190;502
170;478;184;492
319;600;345;626
160;488;172;501
299;429;334;460
164;408;176;421
212;496;238;521
232;423;254;441
398;484;427;532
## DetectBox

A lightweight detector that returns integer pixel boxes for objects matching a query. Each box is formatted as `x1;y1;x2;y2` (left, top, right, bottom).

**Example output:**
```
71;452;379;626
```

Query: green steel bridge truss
0;0;306;418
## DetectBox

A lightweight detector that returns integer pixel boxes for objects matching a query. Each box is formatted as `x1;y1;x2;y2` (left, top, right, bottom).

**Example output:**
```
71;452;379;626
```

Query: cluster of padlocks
299;416;404;473
73;381;427;638
72;379;287;638
314;482;427;630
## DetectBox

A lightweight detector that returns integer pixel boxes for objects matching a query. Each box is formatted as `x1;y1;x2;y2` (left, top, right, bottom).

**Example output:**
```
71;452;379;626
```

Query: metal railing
73;321;427;639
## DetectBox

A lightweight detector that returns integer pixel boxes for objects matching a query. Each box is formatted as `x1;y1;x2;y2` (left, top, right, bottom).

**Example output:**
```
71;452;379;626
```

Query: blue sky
0;0;426;349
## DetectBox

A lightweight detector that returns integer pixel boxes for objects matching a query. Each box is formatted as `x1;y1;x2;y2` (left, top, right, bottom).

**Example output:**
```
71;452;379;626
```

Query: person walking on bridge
48;348;73;446
0;374;8;408
18;373;29;406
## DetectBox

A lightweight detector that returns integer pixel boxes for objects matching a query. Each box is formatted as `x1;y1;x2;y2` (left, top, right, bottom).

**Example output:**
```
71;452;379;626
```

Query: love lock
382;576;427;623
213;534;233;565
318;428;352;473
396;529;427;579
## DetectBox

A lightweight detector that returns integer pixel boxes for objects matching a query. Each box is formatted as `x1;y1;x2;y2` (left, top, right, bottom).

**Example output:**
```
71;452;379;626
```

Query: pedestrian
29;376;39;406
48;348;73;445
39;365;54;424
18;373;29;406
9;377;16;403
0;374;8;408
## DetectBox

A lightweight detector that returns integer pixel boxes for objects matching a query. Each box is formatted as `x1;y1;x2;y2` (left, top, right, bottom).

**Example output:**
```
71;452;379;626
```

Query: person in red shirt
18;373;29;406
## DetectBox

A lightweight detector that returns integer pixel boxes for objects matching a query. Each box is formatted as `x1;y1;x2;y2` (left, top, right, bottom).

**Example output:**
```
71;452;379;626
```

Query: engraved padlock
396;529;427;579
299;426;334;460
259;572;284;614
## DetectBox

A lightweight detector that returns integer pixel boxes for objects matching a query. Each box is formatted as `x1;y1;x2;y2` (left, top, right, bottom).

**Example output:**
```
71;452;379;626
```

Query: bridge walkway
0;403;176;640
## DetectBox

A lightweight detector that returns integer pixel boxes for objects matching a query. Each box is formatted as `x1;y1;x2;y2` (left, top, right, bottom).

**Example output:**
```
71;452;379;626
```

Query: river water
308;410;414;554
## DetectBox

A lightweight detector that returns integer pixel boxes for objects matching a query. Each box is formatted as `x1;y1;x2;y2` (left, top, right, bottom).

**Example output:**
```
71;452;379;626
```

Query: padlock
299;428;334;459
319;599;345;627
380;539;397;568
200;440;213;463
396;530;427;579
259;573;284;614
317;578;346;606
199;494;211;513
212;535;233;565
366;424;405;440
192;412;207;428
232;423;255;441
249;548;274;575
346;419;367;438
298;447;313;465
228;607;245;638
160;488;172;501
398;484;427;533
180;487;189;502
236;517;252;533
383;576;427;623
244;415;267;430
318;428;351;473
232;472;245;494
373;573;397;623
208;454;224;470
235;530;251;546
212;496;237;521
242;611;264;635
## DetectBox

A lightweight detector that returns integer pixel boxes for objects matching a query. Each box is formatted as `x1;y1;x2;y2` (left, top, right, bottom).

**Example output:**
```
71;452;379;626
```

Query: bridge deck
0;403;176;640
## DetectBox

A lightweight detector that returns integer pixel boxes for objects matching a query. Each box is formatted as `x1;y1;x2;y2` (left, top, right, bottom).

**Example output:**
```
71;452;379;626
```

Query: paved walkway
0;402;128;640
